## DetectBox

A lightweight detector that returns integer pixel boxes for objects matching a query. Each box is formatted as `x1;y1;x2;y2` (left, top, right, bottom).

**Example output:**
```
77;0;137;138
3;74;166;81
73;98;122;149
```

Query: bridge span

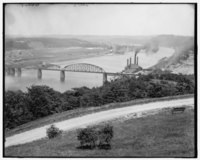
5;63;136;84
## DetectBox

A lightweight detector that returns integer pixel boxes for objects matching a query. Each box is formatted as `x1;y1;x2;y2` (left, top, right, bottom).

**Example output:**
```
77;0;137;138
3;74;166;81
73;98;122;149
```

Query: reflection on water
5;47;174;92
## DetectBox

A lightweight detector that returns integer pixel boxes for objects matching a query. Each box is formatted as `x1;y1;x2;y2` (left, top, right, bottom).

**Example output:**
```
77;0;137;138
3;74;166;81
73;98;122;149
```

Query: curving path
5;97;194;148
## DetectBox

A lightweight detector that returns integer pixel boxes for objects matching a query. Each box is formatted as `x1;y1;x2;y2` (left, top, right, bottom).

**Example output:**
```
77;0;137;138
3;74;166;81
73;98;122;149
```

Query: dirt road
5;97;194;148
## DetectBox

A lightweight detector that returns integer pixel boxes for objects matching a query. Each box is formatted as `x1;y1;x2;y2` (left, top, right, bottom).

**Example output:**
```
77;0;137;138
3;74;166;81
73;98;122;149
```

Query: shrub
98;124;113;149
77;124;114;150
46;124;62;139
77;127;98;149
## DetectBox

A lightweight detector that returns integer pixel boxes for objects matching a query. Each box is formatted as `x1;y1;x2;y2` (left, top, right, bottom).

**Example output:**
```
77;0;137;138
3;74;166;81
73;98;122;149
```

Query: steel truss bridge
5;63;135;84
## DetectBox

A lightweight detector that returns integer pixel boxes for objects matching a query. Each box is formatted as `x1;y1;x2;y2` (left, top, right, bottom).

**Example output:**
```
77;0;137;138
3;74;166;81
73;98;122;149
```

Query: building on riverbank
123;57;143;73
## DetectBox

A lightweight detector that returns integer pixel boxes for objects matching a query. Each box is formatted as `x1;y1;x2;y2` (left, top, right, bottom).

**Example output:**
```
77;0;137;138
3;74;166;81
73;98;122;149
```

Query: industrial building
123;52;142;73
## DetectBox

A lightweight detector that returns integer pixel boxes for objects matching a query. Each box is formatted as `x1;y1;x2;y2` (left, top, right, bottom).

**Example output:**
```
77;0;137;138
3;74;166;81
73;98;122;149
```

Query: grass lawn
5;94;194;137
5;106;195;157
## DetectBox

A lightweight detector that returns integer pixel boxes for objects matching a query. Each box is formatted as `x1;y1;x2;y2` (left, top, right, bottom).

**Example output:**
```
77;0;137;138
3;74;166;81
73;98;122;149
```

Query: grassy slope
5;106;195;157
5;94;194;137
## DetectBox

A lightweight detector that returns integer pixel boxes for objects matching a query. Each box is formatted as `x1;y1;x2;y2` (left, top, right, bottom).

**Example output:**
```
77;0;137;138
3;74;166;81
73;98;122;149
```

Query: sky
5;4;194;36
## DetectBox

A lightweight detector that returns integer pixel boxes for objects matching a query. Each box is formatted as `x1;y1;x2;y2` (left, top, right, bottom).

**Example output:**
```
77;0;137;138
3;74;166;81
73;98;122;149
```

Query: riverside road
5;97;194;148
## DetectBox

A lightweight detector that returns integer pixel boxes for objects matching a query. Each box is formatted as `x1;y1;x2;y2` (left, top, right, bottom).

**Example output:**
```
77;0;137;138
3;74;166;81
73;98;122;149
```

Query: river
5;47;174;93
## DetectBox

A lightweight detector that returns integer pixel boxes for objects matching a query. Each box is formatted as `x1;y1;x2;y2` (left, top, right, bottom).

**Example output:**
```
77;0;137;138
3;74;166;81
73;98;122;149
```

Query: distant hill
5;37;102;51
150;34;194;48
65;35;153;45
150;35;194;75
58;34;194;48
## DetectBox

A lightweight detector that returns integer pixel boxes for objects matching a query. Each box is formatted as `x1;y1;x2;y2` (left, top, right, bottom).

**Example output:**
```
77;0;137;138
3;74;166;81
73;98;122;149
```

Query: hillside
151;48;194;75
5;37;102;51
5;105;194;157
149;35;194;75
150;35;194;48
70;35;153;46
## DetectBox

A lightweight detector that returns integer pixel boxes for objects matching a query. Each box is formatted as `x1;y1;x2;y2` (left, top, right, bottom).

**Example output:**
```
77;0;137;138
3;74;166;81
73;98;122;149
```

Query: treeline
5;72;195;129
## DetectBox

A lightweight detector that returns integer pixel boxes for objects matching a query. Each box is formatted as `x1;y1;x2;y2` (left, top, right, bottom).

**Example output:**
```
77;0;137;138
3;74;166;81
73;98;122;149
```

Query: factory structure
123;52;143;73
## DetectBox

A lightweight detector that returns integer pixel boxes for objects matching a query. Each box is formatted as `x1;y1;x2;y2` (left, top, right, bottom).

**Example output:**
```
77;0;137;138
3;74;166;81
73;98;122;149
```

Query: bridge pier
103;72;107;84
7;68;11;75
60;70;65;82
37;69;42;80
10;68;15;76
16;68;22;77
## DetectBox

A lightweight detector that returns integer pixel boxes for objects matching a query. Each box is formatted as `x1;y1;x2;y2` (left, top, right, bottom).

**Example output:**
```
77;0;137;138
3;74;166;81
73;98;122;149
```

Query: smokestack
130;57;132;65
137;56;139;65
134;48;141;64
134;51;138;64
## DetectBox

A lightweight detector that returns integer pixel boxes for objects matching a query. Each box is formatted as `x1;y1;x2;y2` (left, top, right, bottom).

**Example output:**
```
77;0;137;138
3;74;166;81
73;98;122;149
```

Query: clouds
5;4;194;36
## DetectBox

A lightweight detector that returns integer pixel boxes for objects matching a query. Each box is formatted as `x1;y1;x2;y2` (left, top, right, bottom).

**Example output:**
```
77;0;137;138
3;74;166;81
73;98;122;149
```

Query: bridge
5;63;136;84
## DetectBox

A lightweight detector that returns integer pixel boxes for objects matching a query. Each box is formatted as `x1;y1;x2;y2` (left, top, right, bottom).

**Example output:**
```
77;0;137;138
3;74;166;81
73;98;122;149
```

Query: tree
26;85;62;118
128;80;148;99
4;73;194;129
5;90;32;129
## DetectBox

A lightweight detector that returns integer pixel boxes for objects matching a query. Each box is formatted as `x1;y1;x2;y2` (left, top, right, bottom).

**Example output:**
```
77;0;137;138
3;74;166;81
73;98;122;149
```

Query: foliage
62;90;80;109
77;124;114;149
98;124;113;149
46;124;62;139
77;127;98;149
5;90;33;129
5;73;195;129
26;85;63;118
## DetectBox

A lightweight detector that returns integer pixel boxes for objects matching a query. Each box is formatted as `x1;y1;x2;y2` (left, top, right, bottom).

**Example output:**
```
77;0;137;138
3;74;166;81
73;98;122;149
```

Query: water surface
5;47;174;92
